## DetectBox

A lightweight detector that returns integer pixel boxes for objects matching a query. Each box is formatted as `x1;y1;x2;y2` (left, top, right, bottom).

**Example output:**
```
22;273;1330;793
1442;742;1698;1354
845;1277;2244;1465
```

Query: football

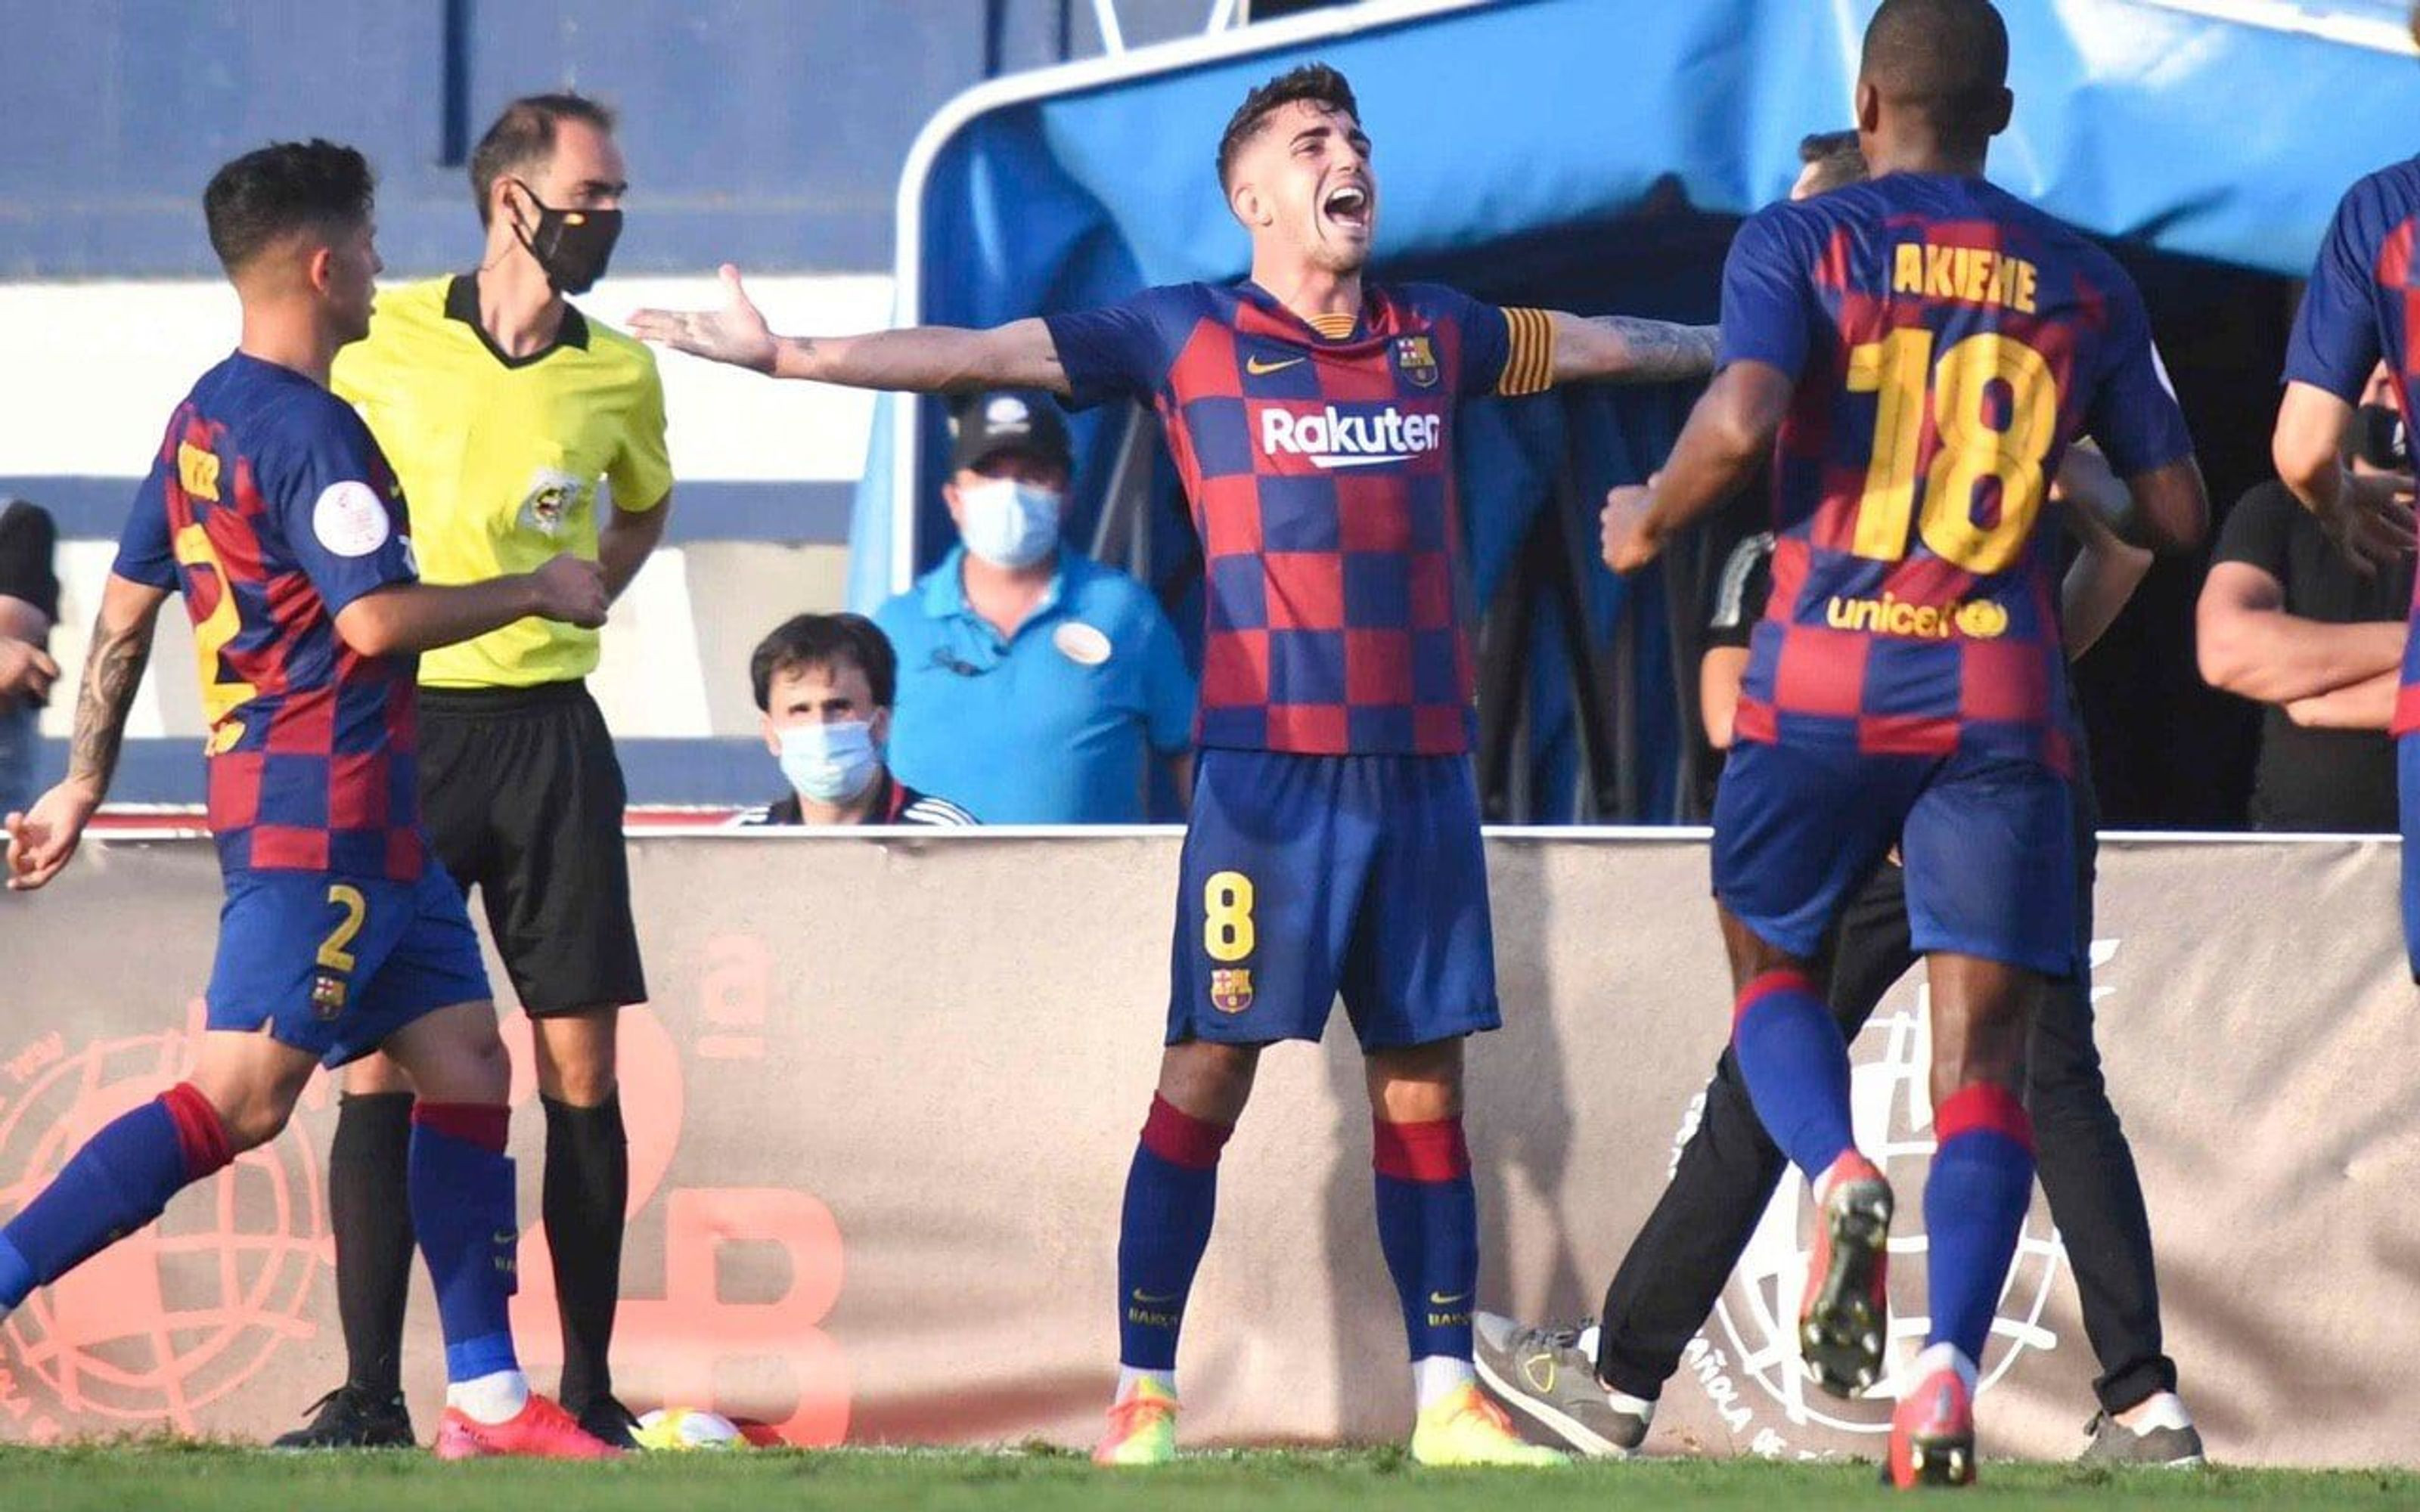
634;1407;746;1451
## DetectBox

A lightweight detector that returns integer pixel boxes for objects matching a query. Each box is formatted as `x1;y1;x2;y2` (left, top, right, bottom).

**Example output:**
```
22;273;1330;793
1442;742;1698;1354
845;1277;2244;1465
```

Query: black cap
950;390;1072;474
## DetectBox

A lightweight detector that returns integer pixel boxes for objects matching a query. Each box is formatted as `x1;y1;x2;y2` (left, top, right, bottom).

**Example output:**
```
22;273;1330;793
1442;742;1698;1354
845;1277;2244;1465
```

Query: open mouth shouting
1321;179;1373;240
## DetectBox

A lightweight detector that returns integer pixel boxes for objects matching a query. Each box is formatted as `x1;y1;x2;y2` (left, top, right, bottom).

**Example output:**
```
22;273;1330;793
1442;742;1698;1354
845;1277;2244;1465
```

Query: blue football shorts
208;862;492;1068
1712;739;2078;978
1166;748;1500;1050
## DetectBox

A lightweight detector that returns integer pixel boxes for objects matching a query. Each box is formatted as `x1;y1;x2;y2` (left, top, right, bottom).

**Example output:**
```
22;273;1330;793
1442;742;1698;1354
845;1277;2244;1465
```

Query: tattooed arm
1547;311;1722;385
5;573;169;891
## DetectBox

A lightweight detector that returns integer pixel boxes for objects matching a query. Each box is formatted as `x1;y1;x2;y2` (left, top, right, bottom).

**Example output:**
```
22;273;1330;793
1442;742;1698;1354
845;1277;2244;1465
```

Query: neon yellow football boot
1411;1381;1571;1467
1091;1378;1179;1466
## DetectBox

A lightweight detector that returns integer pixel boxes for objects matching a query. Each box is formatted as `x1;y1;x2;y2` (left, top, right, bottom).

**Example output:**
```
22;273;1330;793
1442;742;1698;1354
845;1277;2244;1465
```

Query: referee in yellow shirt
278;93;672;1451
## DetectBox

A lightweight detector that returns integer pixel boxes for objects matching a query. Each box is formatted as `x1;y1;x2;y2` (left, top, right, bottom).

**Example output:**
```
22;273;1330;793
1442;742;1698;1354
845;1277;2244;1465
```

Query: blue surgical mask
778;720;882;805
959;479;1063;569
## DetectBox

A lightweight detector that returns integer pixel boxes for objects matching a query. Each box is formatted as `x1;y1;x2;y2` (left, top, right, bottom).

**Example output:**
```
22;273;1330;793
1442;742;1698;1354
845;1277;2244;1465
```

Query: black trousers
1595;776;2177;1416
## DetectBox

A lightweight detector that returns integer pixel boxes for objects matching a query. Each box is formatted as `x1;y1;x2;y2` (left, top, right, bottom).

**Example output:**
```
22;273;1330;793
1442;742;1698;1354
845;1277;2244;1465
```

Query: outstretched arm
1546;311;1721;386
5;572;169;889
1600;361;1795;573
629;265;1069;395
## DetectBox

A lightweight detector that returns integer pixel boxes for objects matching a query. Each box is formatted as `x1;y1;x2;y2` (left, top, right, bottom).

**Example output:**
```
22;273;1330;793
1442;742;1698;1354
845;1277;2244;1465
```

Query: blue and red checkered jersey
1719;172;2192;773
2285;155;2420;736
1044;280;1553;754
114;352;425;880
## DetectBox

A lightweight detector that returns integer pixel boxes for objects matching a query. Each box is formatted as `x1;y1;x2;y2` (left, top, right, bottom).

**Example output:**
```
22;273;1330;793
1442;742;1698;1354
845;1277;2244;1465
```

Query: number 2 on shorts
318;884;368;973
1203;870;1256;962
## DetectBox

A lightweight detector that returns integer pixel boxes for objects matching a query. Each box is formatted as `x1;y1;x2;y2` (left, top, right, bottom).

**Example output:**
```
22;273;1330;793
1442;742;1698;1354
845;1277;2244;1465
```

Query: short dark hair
1216;63;1360;191
202;140;375;276
1859;0;2011;155
470;91;618;226
750;613;896;712
1796;129;1869;196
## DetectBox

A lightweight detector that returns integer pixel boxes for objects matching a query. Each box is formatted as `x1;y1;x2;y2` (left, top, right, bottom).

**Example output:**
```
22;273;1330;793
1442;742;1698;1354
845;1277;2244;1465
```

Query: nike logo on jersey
1246;355;1306;375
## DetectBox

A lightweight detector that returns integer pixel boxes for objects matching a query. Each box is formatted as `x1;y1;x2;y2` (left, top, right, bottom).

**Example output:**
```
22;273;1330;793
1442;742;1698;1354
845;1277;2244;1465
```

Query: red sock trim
1733;968;1820;1031
411;1101;510;1153
160;1083;234;1179
1372;1117;1470;1182
1934;1083;2034;1156
1140;1095;1232;1171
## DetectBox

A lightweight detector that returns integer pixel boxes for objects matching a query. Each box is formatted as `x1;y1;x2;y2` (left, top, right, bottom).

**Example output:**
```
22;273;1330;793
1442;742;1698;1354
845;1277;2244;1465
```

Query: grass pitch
0;1445;2411;1512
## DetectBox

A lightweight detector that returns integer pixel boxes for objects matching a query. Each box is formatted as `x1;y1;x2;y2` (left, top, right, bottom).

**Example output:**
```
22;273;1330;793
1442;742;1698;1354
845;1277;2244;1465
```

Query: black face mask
2353;403;2409;473
509;179;622;295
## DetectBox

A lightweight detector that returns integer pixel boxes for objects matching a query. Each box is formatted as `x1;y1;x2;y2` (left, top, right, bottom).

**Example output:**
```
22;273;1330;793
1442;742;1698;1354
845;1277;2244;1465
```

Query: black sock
330;1091;416;1399
542;1091;628;1409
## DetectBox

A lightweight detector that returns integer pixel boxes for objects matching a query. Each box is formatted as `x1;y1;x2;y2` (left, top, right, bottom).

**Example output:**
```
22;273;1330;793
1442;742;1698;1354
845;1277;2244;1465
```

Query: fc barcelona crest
311;974;349;1020
1209;968;1255;1015
1393;335;1439;389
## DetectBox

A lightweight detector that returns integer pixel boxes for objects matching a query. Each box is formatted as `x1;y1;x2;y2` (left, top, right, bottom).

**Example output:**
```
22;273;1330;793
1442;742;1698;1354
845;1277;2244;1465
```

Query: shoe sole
1801;1179;1891;1399
1891;1430;1975;1489
1470;1349;1637;1458
2080;1448;2207;1469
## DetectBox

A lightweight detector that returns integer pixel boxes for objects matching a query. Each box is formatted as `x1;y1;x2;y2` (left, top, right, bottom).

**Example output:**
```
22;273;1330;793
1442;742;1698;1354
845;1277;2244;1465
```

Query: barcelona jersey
115;352;424;880
1045;280;1553;756
2285;155;2420;736
1720;173;2192;771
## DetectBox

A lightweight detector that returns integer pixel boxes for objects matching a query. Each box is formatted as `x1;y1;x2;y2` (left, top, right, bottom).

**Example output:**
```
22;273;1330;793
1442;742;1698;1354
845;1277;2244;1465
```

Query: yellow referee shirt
333;274;674;689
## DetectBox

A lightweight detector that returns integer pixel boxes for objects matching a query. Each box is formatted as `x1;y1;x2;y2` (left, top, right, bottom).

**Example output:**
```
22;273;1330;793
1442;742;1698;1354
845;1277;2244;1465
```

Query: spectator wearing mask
2198;364;2414;832
737;613;973;827
0;499;61;821
874;391;1194;823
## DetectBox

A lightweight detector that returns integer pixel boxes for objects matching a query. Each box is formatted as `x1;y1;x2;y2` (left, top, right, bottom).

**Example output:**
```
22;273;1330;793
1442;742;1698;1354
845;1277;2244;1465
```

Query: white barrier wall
0;831;2408;1466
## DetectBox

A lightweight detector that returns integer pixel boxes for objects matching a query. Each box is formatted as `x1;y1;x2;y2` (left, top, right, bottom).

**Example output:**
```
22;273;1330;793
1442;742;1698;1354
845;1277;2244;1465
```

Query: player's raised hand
528;553;611;628
0;637;57;702
6;784;99;892
1602;479;1663;575
628;264;779;373
2319;469;2418;576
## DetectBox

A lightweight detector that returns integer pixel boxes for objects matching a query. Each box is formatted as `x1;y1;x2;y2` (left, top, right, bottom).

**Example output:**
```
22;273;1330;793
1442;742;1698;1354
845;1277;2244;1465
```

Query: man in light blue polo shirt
876;391;1194;823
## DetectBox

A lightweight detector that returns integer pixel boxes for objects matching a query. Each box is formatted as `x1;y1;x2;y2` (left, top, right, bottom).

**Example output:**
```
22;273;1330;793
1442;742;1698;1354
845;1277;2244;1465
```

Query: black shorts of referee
420;680;645;1012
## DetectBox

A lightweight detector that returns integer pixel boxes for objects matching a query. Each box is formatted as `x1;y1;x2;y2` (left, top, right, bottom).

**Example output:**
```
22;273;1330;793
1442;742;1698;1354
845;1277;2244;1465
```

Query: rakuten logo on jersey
1255;401;1444;471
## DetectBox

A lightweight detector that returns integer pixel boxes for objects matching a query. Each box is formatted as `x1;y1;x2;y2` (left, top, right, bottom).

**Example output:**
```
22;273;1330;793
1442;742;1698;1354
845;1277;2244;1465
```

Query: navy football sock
1372;1116;1478;1362
1925;1083;2037;1365
1730;969;1857;1182
0;1083;232;1308
408;1102;521;1383
1115;1095;1230;1372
